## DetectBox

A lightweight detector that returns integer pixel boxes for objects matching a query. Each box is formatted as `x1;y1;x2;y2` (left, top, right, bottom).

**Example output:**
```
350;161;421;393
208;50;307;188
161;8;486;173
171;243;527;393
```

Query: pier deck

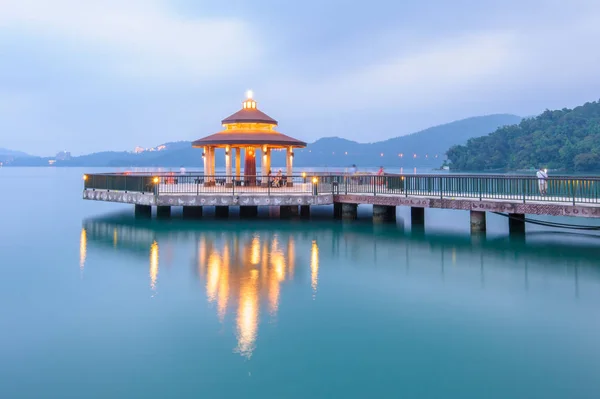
82;173;600;229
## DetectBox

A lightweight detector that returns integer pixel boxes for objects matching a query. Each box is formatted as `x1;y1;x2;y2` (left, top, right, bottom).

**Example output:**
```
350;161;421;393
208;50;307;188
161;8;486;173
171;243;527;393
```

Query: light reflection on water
79;214;600;362
82;219;319;359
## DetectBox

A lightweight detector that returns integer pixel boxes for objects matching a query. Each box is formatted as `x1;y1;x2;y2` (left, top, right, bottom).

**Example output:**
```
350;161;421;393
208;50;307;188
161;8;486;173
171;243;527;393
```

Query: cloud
265;31;519;114
0;0;263;81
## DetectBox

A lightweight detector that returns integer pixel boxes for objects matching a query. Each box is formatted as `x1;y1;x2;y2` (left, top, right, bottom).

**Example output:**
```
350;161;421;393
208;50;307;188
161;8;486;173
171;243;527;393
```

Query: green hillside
446;100;600;172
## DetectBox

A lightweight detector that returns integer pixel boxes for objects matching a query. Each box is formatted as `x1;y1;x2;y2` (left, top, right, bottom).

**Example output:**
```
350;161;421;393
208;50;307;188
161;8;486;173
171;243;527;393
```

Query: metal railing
84;173;323;196
83;172;600;205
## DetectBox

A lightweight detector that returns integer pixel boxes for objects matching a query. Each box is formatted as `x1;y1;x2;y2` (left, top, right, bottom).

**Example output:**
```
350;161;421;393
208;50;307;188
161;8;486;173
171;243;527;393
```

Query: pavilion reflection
81;215;600;358
196;231;309;358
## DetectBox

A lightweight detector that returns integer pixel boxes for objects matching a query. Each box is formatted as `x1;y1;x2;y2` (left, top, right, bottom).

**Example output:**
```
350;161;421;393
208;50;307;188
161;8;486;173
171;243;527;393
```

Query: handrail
82;173;600;205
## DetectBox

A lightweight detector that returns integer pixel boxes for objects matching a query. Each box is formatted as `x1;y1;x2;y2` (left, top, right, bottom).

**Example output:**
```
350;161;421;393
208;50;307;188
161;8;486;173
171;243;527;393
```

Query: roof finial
246;89;253;100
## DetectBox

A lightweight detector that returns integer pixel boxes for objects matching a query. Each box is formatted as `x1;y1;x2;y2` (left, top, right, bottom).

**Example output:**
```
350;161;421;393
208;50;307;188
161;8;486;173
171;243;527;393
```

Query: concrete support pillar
280;205;299;219
183;206;203;219
411;207;425;225
134;204;151;218
235;148;241;180
215;206;229;219
240;206;258;219
509;213;526;235
286;146;294;186
156;206;171;219
333;203;343;219
300;205;310;219
225;145;232;187
470;210;487;234
373;205;396;223
342;203;358;221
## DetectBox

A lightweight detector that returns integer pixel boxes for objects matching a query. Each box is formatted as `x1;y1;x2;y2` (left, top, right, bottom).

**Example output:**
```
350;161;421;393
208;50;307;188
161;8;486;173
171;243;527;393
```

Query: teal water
2;168;600;399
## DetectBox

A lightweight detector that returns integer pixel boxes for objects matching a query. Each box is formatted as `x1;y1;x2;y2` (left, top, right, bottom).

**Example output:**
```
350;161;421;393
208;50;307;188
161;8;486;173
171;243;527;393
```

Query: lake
2;167;600;399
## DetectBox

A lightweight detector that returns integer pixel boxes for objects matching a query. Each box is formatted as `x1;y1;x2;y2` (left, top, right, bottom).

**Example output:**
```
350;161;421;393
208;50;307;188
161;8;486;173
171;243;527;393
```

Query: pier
81;92;600;234
83;172;600;234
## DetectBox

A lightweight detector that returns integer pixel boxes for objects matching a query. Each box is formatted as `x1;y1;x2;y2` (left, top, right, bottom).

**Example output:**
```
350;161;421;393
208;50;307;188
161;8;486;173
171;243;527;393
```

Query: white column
203;146;207;179
257;146;269;187
225;145;232;186
210;147;216;183
235;148;241;179
267;148;271;181
287;146;293;184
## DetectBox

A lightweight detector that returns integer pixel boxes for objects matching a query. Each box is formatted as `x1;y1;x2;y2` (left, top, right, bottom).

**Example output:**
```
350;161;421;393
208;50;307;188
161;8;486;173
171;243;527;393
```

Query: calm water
2;168;600;399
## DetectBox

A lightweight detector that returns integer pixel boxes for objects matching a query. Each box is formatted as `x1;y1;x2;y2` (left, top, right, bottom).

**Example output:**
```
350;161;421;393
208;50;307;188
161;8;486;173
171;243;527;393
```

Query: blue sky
1;0;600;156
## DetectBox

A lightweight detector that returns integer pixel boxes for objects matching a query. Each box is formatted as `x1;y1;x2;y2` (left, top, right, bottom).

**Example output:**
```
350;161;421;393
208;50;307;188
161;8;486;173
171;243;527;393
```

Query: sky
1;0;600;156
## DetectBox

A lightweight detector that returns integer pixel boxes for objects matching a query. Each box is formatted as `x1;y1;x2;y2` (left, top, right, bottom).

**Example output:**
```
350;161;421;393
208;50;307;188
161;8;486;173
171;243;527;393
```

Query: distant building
157;145;166;151
48;159;56;165
134;146;145;154
56;151;71;161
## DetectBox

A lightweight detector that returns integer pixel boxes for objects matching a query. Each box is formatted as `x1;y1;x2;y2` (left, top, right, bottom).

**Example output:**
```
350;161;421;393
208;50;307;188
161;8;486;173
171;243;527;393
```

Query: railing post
478;178;482;201
573;179;576;206
522;178;526;204
439;176;443;199
373;175;376;196
232;178;235;195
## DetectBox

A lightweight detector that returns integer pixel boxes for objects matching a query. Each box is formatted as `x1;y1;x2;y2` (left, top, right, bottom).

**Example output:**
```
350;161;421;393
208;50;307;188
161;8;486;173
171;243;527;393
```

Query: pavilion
192;91;306;187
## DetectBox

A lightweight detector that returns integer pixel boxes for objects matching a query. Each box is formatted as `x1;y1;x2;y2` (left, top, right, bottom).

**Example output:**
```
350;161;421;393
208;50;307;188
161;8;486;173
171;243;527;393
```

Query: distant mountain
447;100;600;172
0;148;32;163
295;114;522;168
0;148;30;157
5;114;522;168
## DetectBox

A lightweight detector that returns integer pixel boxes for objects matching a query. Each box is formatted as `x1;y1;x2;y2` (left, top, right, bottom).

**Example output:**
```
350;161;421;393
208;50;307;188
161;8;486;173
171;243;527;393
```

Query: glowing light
206;252;222;302
246;89;253;99
250;235;260;265
380;153;384;157
310;240;319;297
79;228;87;273
399;153;403;158
236;269;259;358
312;176;318;184
83;174;88;181
302;172;306;178
413;153;417;158
345;151;348;155
152;176;159;184
149;241;159;292
113;228;118;248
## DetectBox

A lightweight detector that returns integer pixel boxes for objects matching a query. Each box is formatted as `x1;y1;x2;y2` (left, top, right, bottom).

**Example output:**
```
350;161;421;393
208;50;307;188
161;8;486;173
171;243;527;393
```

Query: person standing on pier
536;167;548;195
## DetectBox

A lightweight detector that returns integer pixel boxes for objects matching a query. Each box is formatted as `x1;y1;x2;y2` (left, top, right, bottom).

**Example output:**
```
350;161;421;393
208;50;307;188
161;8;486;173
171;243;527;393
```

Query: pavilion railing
83;173;600;205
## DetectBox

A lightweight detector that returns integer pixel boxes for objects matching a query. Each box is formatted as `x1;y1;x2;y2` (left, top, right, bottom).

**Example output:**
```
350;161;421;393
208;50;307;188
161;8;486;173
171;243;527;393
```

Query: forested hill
446;100;600;172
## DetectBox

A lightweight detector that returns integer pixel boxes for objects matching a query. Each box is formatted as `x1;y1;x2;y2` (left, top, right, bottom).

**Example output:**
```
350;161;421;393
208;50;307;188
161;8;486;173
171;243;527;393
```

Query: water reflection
149;241;159;294
195;231;304;358
81;215;600;359
79;227;87;273
310;240;319;297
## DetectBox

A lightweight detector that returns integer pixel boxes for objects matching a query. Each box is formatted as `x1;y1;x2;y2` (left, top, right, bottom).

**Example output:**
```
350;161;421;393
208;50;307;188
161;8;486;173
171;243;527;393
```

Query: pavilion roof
221;108;278;124
192;130;306;148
